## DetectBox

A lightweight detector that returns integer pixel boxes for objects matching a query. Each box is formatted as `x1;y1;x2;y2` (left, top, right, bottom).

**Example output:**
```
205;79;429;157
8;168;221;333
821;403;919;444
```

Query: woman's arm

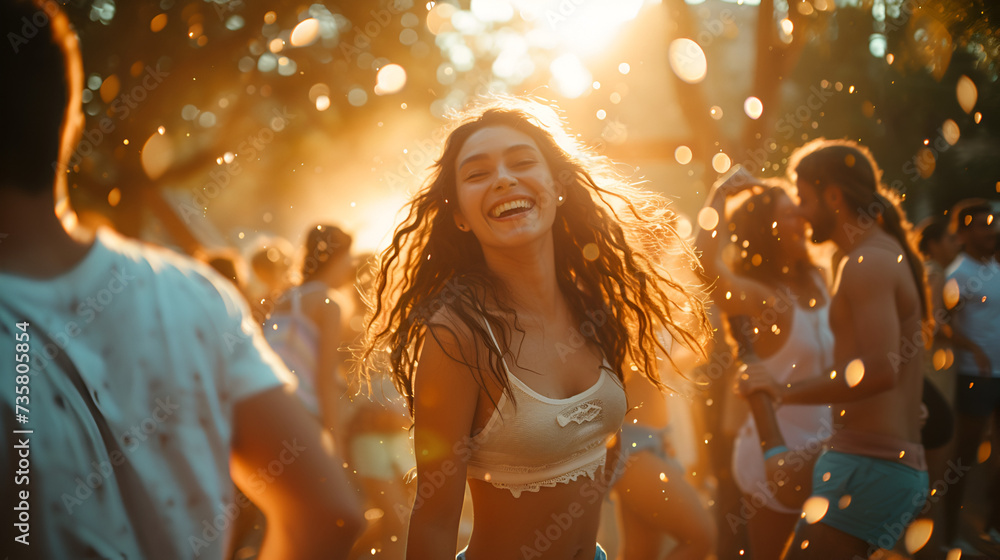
694;168;773;318
406;324;482;559
742;253;907;404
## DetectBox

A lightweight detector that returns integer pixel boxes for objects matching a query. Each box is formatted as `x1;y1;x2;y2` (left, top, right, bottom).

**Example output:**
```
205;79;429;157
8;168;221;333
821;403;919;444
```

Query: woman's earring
557;194;565;207
457;222;469;231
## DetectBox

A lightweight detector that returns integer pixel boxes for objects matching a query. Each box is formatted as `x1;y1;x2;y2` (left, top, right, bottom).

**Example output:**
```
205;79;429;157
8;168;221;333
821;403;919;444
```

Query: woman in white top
266;225;354;432
360;97;711;559
696;170;833;560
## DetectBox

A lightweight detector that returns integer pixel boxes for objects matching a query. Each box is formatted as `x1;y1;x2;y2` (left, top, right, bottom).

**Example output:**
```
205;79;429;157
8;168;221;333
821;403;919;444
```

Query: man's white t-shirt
945;253;1000;377
0;228;291;559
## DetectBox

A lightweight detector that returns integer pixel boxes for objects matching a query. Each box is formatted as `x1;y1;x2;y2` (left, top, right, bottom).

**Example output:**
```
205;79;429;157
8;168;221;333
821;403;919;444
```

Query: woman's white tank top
465;320;628;497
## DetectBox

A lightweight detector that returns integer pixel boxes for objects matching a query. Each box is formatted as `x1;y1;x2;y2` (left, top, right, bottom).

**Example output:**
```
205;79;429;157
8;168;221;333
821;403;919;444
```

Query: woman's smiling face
452;125;562;250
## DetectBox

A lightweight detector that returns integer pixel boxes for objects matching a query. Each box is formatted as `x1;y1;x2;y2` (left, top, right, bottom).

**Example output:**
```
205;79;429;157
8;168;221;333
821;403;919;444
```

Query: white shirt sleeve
204;271;293;404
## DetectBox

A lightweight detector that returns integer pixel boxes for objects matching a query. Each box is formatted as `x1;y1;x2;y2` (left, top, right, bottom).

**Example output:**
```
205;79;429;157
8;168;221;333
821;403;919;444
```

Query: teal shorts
457;543;606;559
809;450;929;548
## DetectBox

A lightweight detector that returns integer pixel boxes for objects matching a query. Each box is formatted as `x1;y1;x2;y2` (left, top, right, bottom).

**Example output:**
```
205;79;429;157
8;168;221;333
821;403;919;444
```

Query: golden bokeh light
904;519;934;554
697;207;720;231
290;18;320;47
150;13;168;33
956;75;977;113
669;38;707;84
933;349;948;371
426;3;457;35
942;119;960;145
140;131;174;180
802;496;829;524
674;145;693;165
712;152;732;173
845;359;865;388
943;278;960;309
978;440;991;464
744;96;763;120
375;64;408;95
100;74;120;103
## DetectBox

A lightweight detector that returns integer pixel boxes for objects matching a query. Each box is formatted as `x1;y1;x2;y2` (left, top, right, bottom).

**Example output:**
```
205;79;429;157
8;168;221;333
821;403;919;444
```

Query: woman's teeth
492;199;533;218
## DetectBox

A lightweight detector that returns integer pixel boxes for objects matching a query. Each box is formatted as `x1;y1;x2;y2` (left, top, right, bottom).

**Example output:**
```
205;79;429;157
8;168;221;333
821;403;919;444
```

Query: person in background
198;248;249;298
743;139;929;559
942;199;1000;548
611;219;717;560
249;237;295;322
265;225;355;436
613;368;717;560
917;216;961;334
912;217;960;556
698;168;833;560
251;238;294;295
0;2;362;559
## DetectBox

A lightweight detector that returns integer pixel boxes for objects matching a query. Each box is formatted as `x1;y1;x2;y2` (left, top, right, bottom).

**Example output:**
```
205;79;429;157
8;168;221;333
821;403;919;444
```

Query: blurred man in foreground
0;1;362;558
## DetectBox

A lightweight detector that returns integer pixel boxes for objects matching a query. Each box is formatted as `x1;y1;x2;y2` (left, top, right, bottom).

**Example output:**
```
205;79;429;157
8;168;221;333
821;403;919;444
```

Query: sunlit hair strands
358;96;712;414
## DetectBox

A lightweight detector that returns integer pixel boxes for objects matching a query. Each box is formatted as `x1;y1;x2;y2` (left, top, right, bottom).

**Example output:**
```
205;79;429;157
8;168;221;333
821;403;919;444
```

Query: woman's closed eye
463;169;490;181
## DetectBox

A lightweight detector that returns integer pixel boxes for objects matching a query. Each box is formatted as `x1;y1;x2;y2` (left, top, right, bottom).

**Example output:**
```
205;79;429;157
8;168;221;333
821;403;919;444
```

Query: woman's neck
482;234;562;319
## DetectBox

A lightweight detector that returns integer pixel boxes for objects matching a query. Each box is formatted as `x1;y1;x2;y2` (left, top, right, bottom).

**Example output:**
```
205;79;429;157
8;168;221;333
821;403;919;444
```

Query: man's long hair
789;139;929;321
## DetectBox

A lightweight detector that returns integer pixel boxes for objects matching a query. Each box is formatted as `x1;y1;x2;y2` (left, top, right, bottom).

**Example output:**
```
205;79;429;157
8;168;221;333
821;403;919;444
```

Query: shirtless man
742;140;929;559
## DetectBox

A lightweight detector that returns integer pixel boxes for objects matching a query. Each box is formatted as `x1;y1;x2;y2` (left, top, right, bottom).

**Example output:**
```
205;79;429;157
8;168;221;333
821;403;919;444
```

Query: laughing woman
359;98;711;559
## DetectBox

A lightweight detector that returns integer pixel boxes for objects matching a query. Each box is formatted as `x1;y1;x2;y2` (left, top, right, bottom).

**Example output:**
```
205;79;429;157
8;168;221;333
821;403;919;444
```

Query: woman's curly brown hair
358;96;711;414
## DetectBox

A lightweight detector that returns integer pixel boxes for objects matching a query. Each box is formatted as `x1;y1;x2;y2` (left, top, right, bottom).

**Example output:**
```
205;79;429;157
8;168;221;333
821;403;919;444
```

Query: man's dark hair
1;0;80;194
950;199;993;233
917;217;950;256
